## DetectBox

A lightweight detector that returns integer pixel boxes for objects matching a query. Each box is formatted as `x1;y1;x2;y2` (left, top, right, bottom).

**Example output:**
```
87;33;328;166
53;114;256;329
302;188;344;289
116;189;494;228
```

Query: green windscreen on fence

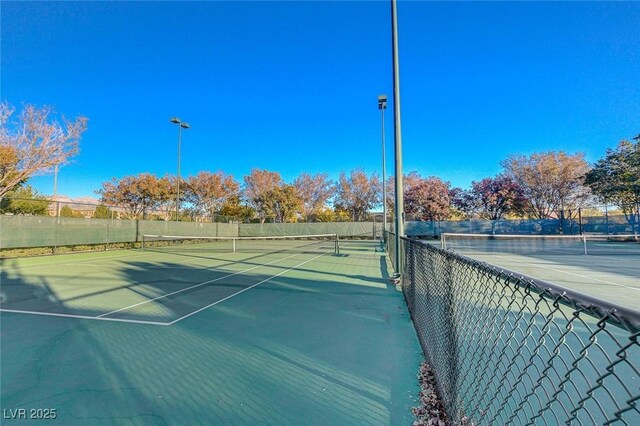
404;215;638;236
0;216;239;250
1;217;381;250
139;221;239;238
0;215;132;248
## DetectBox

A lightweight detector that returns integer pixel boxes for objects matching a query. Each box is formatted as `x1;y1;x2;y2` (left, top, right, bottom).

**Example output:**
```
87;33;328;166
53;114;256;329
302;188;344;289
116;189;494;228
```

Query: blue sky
2;1;639;199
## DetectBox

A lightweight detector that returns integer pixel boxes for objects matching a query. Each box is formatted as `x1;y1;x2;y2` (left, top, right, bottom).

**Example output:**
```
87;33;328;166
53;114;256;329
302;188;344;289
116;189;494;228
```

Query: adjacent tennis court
1;238;422;425
436;233;640;310
391;233;640;424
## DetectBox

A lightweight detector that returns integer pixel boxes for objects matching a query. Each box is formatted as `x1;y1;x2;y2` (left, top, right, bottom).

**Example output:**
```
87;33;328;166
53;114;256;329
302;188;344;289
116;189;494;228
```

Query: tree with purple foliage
404;176;451;221
449;187;476;219
470;175;526;221
386;171;428;217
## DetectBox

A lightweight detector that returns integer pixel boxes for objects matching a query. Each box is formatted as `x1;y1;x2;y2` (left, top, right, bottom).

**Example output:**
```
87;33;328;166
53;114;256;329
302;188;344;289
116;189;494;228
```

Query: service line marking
168;252;326;325
0;308;170;326
1;251;328;325
489;254;640;292
96;251;305;318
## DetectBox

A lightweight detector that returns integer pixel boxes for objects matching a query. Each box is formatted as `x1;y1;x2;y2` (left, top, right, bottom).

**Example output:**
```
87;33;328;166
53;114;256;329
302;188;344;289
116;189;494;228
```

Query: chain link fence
396;236;639;424
400;202;640;237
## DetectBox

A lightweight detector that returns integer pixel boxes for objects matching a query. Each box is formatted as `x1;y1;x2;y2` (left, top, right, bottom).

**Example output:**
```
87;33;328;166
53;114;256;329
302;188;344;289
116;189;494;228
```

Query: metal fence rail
397;236;640;425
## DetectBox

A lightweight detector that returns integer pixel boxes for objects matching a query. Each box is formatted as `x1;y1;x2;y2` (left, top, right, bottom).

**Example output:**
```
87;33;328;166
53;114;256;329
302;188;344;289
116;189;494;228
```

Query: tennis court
392;234;640;424
437;233;640;310
1;238;421;424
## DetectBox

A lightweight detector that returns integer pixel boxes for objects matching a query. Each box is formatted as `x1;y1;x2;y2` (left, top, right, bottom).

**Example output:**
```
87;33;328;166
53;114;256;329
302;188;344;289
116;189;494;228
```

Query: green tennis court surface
1;240;421;424
432;235;640;310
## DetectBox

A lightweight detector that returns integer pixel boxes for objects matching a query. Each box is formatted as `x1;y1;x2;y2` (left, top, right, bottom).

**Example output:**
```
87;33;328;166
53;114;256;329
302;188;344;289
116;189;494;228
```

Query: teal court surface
456;251;640;310
433;235;640;310
0;240;422;425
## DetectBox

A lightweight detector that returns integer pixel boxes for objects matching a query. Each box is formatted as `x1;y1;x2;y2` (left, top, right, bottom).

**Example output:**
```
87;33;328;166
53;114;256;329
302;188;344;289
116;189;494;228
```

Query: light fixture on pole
170;117;190;221
378;94;388;247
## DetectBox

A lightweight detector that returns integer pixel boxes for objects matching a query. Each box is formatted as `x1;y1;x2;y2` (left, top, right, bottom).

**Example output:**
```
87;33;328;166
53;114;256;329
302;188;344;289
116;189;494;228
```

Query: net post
141;234;145;251
232;238;236;253
441;233;446;250
582;234;587;255
335;234;339;254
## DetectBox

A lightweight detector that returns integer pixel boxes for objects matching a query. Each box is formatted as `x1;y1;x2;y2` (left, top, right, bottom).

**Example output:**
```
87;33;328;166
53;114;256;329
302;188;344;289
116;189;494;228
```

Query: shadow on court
0;242;422;425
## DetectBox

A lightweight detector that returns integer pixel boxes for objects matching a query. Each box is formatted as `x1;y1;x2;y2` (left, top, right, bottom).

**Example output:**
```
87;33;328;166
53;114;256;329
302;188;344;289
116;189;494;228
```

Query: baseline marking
169;252;326;325
1;245;248;273
490;254;640;292
0;250;157;272
97;251;304;318
0;308;170;326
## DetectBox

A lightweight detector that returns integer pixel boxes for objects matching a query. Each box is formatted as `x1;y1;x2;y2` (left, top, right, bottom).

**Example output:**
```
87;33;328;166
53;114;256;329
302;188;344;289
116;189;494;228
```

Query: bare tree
0;103;88;197
292;172;333;221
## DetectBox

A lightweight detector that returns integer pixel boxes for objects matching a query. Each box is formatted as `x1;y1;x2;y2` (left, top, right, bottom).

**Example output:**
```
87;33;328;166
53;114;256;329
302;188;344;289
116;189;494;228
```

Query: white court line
64;263;112;267
0;250;155;272
0;308;170;326
2;245;250;273
96;252;304;318
169;252;326;325
490;254;640;292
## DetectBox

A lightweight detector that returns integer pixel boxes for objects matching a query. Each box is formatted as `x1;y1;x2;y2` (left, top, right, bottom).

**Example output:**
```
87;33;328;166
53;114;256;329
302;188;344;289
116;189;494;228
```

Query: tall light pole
53;165;58;199
391;0;404;276
170;117;190;221
378;95;388;247
53;164;59;217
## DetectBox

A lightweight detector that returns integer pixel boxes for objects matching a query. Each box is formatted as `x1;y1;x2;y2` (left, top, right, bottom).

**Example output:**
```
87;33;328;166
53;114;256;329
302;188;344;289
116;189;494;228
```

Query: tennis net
140;233;339;255
441;232;640;256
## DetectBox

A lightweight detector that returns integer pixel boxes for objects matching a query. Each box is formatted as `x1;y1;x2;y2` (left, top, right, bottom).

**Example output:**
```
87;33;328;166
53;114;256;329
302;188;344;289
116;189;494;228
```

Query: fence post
636;202;640;236
106;208;111;251
53;201;60;254
578;208;583;235
443;251;459;415
373;216;376;240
